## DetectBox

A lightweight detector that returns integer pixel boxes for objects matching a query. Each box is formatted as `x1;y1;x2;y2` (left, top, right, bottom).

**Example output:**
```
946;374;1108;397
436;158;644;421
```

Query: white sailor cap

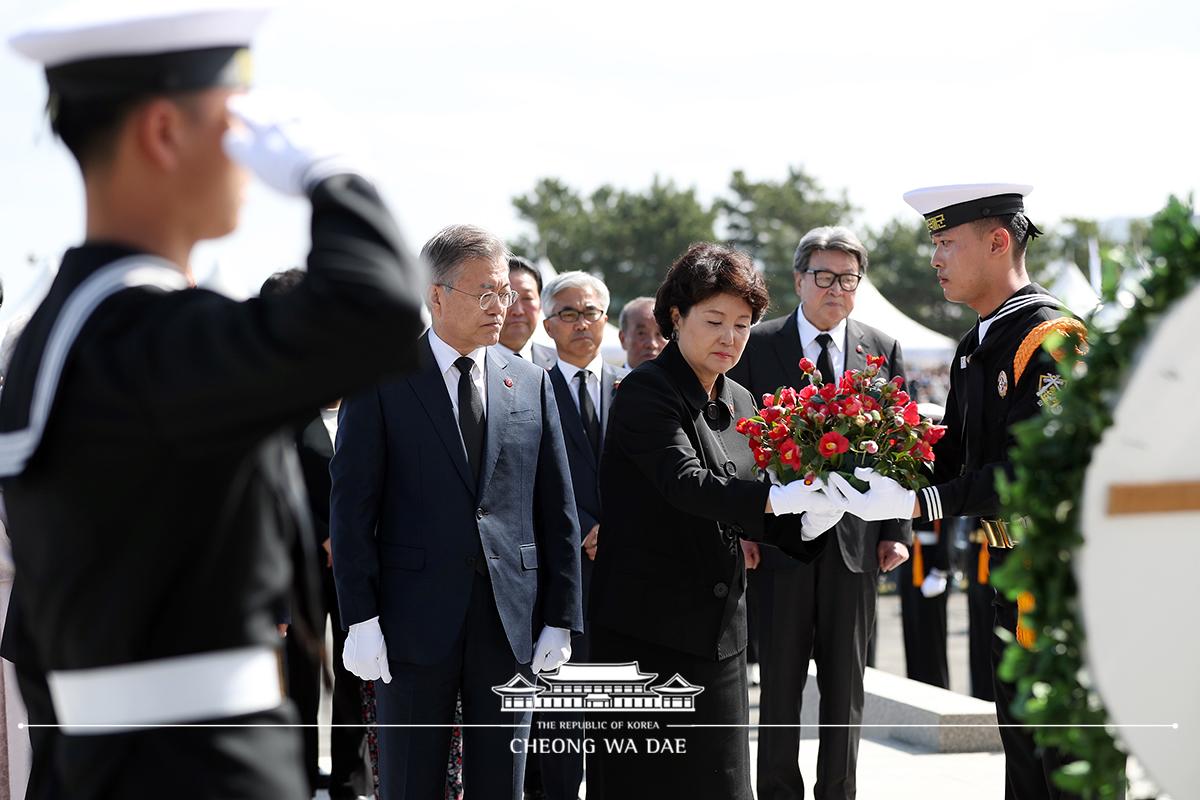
903;183;1041;237
8;1;274;102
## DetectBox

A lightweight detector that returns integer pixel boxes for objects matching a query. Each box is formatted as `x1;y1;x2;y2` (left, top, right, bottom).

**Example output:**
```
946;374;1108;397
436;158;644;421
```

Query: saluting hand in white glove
223;92;358;197
827;467;917;522
343;616;392;684
530;626;573;674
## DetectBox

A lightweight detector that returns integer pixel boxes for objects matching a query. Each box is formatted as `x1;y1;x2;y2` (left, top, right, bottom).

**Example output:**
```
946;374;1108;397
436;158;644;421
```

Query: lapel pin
504;377;514;388
855;344;864;354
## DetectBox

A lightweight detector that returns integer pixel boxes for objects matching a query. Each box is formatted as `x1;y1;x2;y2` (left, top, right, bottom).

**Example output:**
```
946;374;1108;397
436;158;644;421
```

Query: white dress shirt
428;328;488;420
796;307;848;378
494;340;534;361
320;406;339;448
555;353;604;419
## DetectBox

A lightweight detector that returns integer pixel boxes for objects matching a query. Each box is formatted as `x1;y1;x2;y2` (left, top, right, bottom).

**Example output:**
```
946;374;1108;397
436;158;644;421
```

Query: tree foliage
512;167;1135;332
996;195;1198;799
511;176;716;311
715;168;855;312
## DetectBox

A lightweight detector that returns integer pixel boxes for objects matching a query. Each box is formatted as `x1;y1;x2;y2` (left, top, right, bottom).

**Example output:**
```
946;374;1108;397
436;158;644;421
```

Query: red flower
866;354;888;368
819;383;838;401
736;417;751;434
762;393;776;408
893;391;910;406
768;423;791;443
778;438;802;468
911;440;935;462
924;425;948;445
841;398;863;416
752;446;772;468
902;402;920;426
798;357;816;374
891;375;905;388
817;431;850;459
798;385;818;402
761;406;784;424
778;387;798;408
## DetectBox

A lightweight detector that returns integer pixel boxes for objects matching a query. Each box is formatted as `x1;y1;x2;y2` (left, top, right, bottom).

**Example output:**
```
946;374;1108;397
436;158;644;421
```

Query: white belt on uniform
48;645;282;734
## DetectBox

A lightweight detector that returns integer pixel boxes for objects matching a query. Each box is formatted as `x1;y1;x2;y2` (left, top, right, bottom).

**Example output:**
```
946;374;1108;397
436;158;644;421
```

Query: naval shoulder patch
1036;373;1065;412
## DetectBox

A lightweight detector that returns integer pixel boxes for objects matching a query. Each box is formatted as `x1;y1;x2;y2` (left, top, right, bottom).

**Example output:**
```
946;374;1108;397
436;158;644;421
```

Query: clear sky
1;0;1197;316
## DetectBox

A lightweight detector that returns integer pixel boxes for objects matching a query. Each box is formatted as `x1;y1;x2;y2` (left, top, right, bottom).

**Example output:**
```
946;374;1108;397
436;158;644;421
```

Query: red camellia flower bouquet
735;354;946;491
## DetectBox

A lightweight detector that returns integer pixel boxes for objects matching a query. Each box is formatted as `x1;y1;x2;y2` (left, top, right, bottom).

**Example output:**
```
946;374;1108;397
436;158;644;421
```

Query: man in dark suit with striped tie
526;271;626;800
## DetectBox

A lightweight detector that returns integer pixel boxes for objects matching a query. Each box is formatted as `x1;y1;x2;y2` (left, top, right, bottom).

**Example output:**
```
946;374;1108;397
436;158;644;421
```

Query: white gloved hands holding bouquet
826;467;918;522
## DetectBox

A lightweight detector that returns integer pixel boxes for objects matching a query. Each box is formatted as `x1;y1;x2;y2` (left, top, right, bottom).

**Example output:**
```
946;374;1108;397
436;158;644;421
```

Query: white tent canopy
849;276;957;368
1042;259;1101;317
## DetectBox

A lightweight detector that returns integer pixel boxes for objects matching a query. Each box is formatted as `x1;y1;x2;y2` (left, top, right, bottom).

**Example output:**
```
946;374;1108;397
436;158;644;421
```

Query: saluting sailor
827;184;1085;800
0;2;425;798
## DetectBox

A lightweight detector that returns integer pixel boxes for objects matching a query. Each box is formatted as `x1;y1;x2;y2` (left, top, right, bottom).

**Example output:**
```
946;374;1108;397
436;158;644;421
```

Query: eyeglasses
438;283;519;310
803;269;862;291
549;307;605;324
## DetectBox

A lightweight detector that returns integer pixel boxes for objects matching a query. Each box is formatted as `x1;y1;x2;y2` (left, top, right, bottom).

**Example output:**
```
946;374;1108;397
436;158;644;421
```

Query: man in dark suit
727;226;912;800
495;255;557;368
528;271;627;800
330;225;583;800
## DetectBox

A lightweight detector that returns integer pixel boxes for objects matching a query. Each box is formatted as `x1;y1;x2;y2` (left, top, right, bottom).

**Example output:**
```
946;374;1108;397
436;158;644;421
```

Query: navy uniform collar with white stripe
977;283;1065;345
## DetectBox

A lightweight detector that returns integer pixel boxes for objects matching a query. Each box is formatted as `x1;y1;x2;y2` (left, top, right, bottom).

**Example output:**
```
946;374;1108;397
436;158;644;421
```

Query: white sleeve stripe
0;257;187;477
921;486;943;521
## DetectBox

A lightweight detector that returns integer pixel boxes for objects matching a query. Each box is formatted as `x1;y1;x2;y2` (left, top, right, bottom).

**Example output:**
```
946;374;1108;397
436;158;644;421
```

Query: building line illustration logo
492;661;704;712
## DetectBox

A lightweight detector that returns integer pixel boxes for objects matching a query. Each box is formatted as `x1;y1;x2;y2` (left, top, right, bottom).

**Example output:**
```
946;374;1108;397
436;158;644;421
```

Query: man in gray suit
332;226;583;800
728;226;912;800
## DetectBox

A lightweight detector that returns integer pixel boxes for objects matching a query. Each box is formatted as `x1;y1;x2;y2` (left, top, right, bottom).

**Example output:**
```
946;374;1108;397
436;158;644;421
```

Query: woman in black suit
588;243;844;799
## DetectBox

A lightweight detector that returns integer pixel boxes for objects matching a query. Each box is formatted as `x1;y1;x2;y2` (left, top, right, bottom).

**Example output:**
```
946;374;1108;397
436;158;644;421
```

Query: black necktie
815;333;836;385
455;356;485;483
576;369;601;460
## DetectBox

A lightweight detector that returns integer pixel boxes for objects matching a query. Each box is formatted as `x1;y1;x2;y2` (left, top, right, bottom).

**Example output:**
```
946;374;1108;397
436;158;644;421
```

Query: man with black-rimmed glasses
728;226;912;800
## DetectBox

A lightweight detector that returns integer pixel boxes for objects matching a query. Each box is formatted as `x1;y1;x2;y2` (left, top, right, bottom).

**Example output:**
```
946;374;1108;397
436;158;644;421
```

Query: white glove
531;626;573;674
343;616;392;683
223;92;358;196
921;568;948;598
801;505;845;540
827;467;917;522
769;477;843;517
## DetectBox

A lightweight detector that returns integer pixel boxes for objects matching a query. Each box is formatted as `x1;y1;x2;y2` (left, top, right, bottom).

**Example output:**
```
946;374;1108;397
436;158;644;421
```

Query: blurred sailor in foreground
0;2;426;798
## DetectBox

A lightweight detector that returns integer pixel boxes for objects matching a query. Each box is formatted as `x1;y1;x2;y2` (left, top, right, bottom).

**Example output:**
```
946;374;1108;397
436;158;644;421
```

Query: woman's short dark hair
654;243;769;338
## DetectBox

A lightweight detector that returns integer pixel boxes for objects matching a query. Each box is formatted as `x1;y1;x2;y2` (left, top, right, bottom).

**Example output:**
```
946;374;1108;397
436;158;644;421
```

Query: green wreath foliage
993;196;1199;799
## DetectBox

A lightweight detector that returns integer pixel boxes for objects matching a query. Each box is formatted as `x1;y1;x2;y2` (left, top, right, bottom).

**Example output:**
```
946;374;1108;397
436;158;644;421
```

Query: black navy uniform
915;283;1077;800
0;175;425;799
898;518;950;689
